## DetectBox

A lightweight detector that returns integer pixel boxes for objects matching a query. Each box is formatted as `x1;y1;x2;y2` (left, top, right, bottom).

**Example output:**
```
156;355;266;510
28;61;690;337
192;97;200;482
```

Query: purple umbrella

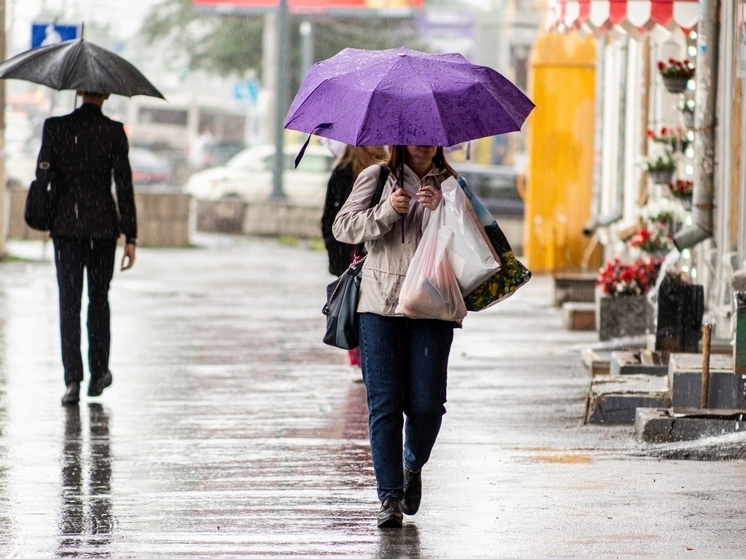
284;47;535;147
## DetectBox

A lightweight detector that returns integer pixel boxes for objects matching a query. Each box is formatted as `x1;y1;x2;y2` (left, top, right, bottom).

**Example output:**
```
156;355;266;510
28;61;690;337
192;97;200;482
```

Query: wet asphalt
0;233;745;559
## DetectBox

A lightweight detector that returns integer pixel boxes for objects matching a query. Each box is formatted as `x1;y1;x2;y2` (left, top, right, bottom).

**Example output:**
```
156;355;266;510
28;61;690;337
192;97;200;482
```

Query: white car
183;144;335;203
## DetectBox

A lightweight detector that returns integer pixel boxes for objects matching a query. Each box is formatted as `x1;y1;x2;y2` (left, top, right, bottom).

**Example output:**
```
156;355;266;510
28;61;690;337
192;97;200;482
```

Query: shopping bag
440;177;501;296
457;176;531;311
396;205;467;322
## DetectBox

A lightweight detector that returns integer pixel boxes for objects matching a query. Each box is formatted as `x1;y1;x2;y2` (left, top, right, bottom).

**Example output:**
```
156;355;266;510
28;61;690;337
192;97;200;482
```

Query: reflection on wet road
1;235;745;558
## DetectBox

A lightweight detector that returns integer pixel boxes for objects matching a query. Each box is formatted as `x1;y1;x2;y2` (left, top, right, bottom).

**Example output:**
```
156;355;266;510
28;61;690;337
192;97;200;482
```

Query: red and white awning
547;0;700;35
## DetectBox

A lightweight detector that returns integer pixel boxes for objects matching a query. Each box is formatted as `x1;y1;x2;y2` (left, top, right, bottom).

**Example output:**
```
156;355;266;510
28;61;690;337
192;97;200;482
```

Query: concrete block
553;272;597;306
585;375;670;424
581;348;611;376
610;350;668;376
636;408;746;442
670;371;746;412
562;302;596;331
196;199;245;234
667;353;746;412
597;295;655;341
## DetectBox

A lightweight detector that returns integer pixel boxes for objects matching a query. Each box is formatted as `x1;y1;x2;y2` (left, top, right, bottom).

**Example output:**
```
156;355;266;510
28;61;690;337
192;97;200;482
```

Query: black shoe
377;496;404;528
402;467;422;516
61;382;80;406
88;370;113;397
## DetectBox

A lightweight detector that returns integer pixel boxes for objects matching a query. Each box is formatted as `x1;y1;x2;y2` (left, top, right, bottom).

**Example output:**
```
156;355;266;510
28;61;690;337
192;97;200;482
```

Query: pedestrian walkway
1;234;745;558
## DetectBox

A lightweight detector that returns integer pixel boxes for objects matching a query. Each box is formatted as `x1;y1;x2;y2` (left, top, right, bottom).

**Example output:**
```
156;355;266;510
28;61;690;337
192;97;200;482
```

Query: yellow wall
525;32;597;273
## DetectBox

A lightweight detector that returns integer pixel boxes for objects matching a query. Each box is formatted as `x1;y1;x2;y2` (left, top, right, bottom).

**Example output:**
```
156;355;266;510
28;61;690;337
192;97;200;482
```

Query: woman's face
405;145;437;161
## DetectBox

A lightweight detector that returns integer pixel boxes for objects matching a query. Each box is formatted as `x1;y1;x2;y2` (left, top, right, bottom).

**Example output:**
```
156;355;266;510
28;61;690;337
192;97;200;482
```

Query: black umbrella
0;38;165;99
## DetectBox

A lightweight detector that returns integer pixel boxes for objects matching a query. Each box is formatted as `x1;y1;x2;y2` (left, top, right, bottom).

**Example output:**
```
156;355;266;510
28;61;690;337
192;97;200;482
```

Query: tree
140;0;423;90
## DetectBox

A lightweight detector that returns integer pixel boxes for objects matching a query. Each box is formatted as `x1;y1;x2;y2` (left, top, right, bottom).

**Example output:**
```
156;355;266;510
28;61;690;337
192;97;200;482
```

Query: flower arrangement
597;256;664;297
629;225;673;254
668;179;693;199
638;198;685;225
647;126;689;151
645;155;676;173
658;58;695;79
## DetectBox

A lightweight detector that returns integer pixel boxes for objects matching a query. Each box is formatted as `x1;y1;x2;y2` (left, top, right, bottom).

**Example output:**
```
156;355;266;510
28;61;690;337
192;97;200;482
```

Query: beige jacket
332;162;453;316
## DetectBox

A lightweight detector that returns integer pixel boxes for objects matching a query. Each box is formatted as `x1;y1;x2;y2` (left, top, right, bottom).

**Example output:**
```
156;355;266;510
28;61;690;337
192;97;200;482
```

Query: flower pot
648;169;675;185
663;76;689;94
597;295;654;341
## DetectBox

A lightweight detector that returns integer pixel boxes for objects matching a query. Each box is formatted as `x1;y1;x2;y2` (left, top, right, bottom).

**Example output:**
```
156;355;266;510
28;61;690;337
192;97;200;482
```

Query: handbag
24;179;56;231
457;176;532;311
322;165;389;349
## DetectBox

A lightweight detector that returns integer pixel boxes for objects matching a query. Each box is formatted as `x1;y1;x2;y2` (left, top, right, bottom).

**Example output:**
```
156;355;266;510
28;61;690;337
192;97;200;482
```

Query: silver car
183;144;335;203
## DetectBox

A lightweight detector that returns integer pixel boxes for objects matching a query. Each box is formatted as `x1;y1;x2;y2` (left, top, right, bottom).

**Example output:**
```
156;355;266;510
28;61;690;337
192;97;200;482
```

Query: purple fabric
285;47;535;147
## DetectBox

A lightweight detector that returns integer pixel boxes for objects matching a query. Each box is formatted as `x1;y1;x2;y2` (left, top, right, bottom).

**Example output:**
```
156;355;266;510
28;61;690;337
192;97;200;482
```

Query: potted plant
668;179;694;209
628;225;674;255
596;256;664;340
658;58;695;93
645;154;677;184
647;126;690;153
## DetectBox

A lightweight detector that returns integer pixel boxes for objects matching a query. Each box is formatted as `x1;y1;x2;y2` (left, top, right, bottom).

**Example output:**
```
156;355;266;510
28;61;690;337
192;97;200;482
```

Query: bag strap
352;165;389;260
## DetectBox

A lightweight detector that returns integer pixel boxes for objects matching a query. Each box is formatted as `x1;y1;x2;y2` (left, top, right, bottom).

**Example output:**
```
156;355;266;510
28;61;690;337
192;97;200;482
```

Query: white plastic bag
440;177;501;296
396;205;467;322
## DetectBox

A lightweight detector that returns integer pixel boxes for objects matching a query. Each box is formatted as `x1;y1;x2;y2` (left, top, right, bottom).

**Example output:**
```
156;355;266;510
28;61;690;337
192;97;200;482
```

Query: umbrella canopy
285;47;535;147
0;38;164;99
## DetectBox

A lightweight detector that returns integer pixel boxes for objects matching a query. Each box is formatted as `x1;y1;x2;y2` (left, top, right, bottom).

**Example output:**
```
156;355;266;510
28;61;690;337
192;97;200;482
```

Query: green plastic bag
457;176;531;311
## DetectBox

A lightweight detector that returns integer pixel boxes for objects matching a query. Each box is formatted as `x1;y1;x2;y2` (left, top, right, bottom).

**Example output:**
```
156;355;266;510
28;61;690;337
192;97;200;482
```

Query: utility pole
271;0;289;200
0;0;7;258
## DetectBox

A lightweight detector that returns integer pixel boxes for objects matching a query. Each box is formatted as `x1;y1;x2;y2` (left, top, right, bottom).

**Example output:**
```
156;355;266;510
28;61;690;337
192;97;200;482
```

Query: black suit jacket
35;103;137;241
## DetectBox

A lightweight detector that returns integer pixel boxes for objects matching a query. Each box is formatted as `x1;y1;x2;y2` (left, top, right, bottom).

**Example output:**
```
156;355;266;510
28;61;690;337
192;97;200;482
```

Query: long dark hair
385;146;458;185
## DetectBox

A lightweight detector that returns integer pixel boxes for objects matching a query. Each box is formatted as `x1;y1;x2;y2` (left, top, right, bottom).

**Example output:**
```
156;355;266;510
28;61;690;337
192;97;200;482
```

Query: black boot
61;382;80;406
377;496;403;528
402;467;422;515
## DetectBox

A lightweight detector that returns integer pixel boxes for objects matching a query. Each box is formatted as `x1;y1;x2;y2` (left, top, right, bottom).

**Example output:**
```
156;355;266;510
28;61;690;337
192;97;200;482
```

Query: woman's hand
389;188;411;215
416;184;442;211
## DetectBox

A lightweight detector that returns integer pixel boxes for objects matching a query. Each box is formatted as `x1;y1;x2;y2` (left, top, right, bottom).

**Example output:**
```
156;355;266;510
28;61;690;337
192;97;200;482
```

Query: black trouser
53;237;117;386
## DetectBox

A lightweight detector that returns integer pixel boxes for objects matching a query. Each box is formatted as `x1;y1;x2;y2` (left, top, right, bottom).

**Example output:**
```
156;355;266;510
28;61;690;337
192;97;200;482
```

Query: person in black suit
34;91;138;406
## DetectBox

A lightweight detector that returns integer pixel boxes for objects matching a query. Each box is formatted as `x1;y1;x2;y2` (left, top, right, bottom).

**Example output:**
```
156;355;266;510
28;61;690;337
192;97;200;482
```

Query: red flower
597;257;665;296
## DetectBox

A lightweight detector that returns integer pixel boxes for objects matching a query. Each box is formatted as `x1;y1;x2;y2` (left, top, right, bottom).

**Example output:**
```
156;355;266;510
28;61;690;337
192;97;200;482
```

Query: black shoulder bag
24;179;57;231
322;165;389;350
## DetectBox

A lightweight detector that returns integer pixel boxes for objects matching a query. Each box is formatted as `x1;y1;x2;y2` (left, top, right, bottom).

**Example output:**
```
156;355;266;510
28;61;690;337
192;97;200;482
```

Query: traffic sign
233;80;260;105
31;23;81;49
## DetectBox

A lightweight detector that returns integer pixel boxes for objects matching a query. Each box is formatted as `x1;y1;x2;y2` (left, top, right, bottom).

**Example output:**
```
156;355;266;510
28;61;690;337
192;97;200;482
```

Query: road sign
31;23;81;49
233;80;260;105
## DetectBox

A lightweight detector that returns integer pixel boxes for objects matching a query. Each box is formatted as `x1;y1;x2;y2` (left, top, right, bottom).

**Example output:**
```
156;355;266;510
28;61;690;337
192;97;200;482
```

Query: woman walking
321;145;385;372
332;145;459;528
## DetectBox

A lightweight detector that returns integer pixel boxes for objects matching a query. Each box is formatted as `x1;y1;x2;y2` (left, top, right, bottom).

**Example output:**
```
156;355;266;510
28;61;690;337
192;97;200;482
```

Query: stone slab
636;407;746;442
553;272;597;306
611;350;668;376
585;375;670;425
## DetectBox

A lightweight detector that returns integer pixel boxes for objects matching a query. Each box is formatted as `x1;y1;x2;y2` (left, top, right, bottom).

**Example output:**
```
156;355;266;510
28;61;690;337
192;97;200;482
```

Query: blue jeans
358;313;454;501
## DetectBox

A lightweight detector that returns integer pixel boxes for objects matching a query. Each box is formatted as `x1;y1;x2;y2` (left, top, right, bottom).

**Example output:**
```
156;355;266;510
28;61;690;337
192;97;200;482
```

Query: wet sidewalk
1;234;745;558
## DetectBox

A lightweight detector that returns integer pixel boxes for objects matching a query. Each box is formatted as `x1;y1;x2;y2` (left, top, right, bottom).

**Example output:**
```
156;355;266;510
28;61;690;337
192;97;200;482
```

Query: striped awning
547;0;700;35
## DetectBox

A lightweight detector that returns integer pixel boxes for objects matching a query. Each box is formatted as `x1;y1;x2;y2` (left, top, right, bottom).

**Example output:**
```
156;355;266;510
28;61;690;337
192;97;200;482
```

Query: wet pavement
1;233;745;558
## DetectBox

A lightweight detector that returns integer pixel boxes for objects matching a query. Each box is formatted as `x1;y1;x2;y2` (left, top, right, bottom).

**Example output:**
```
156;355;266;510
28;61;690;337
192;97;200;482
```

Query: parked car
452;162;525;218
129;147;173;186
183;144;335;202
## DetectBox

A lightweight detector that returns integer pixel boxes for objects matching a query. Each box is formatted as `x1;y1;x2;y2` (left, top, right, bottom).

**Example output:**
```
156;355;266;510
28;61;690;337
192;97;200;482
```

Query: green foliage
140;0;423;91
